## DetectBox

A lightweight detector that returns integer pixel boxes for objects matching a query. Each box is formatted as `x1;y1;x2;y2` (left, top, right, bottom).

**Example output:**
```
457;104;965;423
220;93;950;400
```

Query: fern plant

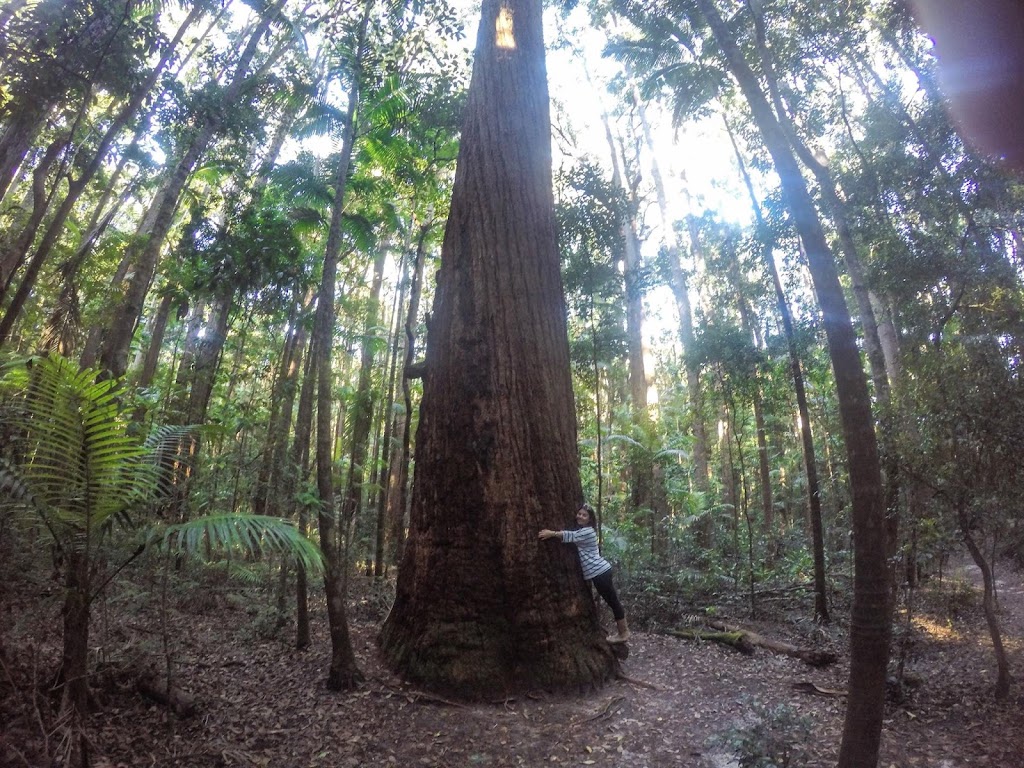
0;354;322;735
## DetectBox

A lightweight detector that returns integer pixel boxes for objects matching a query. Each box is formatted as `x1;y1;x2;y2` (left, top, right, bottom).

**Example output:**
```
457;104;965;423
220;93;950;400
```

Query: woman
539;503;629;643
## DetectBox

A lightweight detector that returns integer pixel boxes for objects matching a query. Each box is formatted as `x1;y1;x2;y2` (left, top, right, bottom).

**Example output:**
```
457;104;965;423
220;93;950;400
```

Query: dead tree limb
666;620;837;667
705;620;837;667
665;628;756;655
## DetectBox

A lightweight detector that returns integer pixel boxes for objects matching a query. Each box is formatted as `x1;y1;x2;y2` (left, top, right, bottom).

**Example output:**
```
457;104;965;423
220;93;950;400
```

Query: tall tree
688;1;888;764
380;0;617;696
310;0;374;691
92;0;286;378
725;118;830;621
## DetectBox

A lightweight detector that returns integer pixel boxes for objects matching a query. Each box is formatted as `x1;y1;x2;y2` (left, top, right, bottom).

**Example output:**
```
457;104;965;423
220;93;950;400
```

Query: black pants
591;569;625;621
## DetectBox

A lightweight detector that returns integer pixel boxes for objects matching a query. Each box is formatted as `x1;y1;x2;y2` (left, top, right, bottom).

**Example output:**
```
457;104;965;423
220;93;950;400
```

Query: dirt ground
2;555;1022;767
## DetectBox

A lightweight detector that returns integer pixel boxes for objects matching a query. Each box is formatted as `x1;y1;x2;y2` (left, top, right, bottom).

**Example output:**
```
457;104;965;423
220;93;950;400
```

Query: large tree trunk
380;0;617;698
692;2;887;764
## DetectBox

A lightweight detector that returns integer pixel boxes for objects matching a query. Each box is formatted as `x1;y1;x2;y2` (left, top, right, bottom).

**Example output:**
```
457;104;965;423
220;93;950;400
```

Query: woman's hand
538;529;561;540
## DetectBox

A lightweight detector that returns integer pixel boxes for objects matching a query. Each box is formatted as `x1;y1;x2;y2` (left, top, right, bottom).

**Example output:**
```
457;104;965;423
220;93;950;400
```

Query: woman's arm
538;529;562;540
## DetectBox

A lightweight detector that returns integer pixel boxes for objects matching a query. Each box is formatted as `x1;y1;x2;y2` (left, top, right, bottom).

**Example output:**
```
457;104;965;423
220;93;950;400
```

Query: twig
575;695;625;724
372;681;467;708
615;671;662;690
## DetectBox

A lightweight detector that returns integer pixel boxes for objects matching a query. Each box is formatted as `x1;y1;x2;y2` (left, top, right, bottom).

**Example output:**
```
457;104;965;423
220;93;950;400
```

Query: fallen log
705;619;837;667
664;628;756;655
137;674;197;717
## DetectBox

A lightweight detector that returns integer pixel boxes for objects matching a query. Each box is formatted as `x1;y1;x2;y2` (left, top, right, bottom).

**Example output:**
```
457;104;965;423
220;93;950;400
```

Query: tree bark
59;549;91;768
597;94;657;534
374;246;409;578
380;0;617;697
252;306;304;516
287;330;317;650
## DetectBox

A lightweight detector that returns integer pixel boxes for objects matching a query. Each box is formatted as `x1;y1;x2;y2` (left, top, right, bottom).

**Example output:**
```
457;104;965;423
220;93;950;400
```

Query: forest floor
2;551;1023;767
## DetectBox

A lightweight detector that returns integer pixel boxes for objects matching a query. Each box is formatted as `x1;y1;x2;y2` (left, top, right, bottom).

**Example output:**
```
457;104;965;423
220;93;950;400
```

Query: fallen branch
615;671;663;690
372;680;467;708
577;694;626;724
792;681;846;697
664;628;756;655
705;620;837;667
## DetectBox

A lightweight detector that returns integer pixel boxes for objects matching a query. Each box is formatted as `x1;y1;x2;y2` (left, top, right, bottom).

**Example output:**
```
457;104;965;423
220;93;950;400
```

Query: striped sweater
561;526;611;580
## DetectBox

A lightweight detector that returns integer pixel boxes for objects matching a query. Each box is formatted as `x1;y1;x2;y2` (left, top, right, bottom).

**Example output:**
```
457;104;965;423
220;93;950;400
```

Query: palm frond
154;514;323;575
603;433;645;449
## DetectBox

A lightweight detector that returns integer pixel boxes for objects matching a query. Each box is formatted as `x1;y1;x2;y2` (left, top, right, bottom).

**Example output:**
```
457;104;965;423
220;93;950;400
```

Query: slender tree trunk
288;330;317;650
341;248;387;552
693;4;886;763
597;96;656;529
59;549;91;768
959;507;1011;700
387;223;430;567
0;6;202;335
0;103;47;209
96;3;282;378
634;95;713;541
129;291;178;423
744;0;890;405
679;186;715;545
166;300;206;421
732;254;776;546
374;250;408;578
252;310;302;515
724;61;831;629
185;295;231;426
311;0;372;692
136;292;176;388
0;136;67;299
